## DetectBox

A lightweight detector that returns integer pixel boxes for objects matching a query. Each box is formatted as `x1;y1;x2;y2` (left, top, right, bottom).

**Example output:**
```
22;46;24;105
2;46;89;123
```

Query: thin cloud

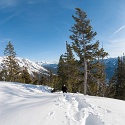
28;0;46;4
0;0;41;8
112;25;125;35
55;26;62;34
106;38;125;58
0;12;21;26
0;0;19;8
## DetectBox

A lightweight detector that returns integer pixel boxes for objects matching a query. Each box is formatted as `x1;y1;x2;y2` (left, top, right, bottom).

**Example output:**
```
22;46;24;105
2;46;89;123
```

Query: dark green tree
88;47;108;96
21;67;32;83
57;42;80;93
3;41;21;82
63;41;79;92
39;75;48;85
52;75;60;91
108;56;125;100
70;8;108;95
57;54;67;90
48;69;53;87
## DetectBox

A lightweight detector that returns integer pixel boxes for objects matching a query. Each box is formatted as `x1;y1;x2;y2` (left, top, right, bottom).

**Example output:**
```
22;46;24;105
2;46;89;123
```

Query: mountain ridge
0;56;118;80
40;57;118;80
0;57;49;76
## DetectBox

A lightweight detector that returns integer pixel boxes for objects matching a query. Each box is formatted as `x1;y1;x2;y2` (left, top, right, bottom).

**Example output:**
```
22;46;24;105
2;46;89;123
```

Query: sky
0;0;125;62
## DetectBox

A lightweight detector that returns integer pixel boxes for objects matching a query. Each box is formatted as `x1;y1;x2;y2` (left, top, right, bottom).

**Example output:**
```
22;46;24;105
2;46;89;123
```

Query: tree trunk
84;56;87;95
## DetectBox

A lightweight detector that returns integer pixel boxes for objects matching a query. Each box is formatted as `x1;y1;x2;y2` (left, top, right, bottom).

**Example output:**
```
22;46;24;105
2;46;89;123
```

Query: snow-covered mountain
36;61;58;74
0;81;125;125
39;57;118;80
0;56;118;79
37;61;58;66
104;57;117;80
0;57;48;75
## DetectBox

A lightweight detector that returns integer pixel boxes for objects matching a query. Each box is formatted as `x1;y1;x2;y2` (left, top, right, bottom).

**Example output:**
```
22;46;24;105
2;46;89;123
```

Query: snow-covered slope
0;81;125;125
0;56;118;79
0;57;48;75
16;57;48;74
104;57;117;80
37;61;58;66
36;61;58;74
38;57;118;79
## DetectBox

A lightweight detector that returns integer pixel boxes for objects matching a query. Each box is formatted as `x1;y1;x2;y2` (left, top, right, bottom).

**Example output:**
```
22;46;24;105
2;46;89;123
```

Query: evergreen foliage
21;67;32;83
64;42;79;93
48;70;60;91
57;54;67;90
69;8;108;95
2;41;21;82
57;42;80;93
0;41;33;84
108;56;125;100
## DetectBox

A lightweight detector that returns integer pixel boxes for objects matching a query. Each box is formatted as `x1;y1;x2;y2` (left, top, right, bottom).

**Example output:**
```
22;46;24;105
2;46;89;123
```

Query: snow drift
0;81;125;125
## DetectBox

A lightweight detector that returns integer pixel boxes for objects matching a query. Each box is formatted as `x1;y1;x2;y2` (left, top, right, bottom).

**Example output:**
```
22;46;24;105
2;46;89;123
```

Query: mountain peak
0;56;48;75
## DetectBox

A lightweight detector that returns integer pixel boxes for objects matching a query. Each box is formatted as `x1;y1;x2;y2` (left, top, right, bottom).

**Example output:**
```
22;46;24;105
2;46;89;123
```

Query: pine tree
48;69;53;86
21;67;32;83
57;54;67;90
88;47;108;96
63;41;80;92
0;70;7;81
3;41;21;82
57;42;80;93
53;75;60;91
70;8;107;95
108;56;125;100
39;75;48;85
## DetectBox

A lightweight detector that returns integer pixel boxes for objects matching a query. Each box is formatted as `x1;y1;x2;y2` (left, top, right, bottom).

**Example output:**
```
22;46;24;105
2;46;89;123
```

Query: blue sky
0;0;125;62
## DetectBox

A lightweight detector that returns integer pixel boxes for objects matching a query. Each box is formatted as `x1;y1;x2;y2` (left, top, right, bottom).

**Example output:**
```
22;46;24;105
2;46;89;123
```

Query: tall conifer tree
3;41;20;82
108;56;125;100
70;8;101;94
21;67;32;83
89;47;108;96
64;41;79;92
57;54;67;90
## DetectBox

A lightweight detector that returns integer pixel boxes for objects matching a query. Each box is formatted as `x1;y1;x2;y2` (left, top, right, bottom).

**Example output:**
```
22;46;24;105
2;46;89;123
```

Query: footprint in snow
85;114;104;125
47;111;54;117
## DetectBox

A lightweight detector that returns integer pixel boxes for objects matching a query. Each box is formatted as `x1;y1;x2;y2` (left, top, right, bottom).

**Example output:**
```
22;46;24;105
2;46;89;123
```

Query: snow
16;57;48;74
0;81;125;125
0;56;48;75
37;61;58;66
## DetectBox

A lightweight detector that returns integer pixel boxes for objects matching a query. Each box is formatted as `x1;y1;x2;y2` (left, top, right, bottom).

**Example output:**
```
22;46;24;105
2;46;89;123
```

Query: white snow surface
0;81;125;125
0;57;48;75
